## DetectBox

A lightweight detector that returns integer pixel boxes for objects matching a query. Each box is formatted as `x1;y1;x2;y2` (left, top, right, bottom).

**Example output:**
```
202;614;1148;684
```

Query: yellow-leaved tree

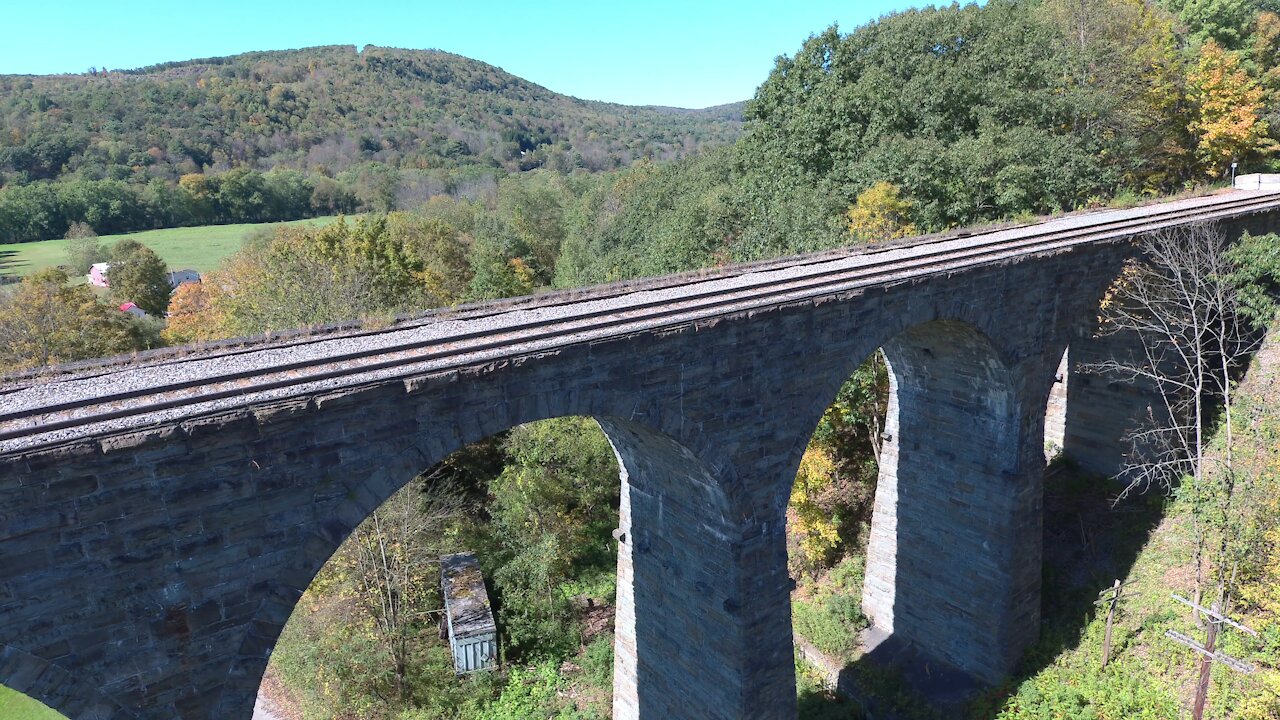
1188;40;1272;177
162;280;227;345
788;446;841;571
846;182;916;243
0;268;149;372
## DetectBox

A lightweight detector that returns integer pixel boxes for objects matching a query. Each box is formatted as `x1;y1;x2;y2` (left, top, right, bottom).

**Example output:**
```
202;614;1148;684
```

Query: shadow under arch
0;644;128;720
782;314;1042;706
213;403;752;720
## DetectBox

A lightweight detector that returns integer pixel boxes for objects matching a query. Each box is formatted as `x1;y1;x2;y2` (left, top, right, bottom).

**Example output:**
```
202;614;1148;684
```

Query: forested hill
2;43;742;179
0;44;747;179
0;44;743;185
0;45;744;242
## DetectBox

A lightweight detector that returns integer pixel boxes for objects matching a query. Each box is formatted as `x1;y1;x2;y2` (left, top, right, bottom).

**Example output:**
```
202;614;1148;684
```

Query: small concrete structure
1234;173;1280;191
440;553;497;674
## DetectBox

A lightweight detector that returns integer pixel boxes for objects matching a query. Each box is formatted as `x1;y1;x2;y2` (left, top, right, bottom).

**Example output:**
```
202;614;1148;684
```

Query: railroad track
4;190;1280;454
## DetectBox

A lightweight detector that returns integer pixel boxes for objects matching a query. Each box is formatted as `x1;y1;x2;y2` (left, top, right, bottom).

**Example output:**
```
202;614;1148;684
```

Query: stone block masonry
3;199;1279;719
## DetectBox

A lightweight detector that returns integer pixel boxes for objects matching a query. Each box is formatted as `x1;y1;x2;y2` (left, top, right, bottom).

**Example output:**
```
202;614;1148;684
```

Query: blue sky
0;1;923;108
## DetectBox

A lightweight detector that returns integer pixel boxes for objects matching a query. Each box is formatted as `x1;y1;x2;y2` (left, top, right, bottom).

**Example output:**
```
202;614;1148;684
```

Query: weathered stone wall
4;212;1279;719
864;321;1034;682
0;306;817;720
603;419;747;720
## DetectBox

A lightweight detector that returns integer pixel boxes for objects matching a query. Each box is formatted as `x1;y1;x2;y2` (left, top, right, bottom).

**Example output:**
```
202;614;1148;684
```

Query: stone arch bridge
2;192;1278;719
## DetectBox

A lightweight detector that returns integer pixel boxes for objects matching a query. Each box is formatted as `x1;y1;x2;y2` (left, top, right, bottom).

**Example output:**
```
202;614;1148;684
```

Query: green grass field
0;216;343;280
0;685;65;720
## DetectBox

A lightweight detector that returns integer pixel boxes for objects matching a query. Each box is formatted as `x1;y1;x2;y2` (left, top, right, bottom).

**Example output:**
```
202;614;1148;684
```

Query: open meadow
0;216;343;281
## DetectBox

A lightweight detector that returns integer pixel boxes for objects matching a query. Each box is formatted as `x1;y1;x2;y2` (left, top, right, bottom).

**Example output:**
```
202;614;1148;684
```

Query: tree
344;480;466;702
1159;0;1265;49
341;163;400;213
496;172;571;282
788;447;842;572
554;149;741;287
846;182;917;242
216;168;269;222
310;176;357;215
177;173;215;225
739;2;1129;234
486;418;619;659
109;243;172;315
385;213;473;305
214;215;435;334
62;221;104;275
58;179;145;234
263;168;314;220
0;268;148;371
162;280;224;344
1092;223;1278;617
467;217;537;301
788;352;889;576
1039;0;1189;189
1187;40;1272;176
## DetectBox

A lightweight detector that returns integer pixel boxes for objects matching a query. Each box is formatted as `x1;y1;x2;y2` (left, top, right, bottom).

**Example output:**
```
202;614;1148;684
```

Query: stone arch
213;388;751;719
1047;242;1153;478
0;645;127;720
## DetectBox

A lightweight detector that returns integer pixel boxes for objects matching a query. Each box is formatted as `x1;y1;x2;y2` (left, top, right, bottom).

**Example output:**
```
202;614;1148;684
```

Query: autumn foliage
0;268;150;372
162;280;225;345
846;182;917;243
1188;40;1272;177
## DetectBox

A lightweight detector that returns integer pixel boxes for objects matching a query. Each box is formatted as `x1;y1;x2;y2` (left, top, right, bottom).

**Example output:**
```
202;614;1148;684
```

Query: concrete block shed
441;552;498;674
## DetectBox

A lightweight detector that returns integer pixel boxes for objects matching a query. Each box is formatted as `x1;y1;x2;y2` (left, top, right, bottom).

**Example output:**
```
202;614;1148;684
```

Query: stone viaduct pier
2;191;1279;719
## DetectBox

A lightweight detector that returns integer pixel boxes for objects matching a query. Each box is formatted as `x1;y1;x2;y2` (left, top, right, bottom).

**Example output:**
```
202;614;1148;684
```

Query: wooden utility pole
1165;594;1258;720
1094;579;1135;669
1192;605;1218;720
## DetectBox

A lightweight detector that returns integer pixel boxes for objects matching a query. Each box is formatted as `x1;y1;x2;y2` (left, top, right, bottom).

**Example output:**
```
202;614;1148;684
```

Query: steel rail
3;192;1270;425
2;190;1268;390
5;192;1277;432
4;192;1280;449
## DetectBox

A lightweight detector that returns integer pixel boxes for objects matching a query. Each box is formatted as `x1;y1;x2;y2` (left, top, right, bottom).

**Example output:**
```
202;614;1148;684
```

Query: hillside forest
0;45;741;243
4;1;1280;719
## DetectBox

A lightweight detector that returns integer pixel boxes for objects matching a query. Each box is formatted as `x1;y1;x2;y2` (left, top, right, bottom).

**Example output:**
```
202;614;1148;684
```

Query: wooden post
1096;579;1134;669
1191;602;1220;720
1102;579;1120;669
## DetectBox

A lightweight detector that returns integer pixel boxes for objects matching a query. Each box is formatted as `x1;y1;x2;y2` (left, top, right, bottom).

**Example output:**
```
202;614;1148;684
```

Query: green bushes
792;556;869;659
580;634;614;691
